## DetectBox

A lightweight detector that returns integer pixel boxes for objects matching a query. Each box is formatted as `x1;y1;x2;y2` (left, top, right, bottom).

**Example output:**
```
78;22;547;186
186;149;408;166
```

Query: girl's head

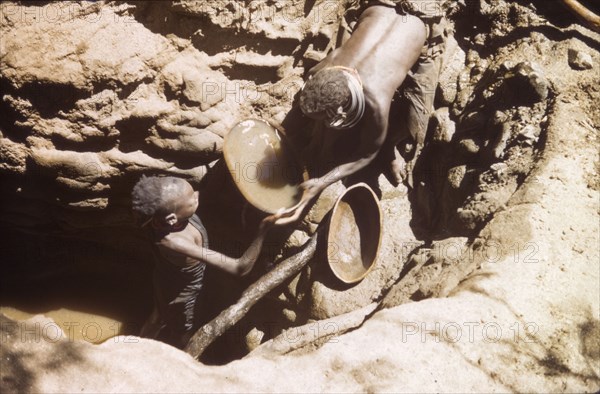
132;176;199;228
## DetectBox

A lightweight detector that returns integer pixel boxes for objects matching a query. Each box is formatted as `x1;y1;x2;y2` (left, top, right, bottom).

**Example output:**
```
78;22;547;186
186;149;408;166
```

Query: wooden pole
184;232;319;359
561;0;600;33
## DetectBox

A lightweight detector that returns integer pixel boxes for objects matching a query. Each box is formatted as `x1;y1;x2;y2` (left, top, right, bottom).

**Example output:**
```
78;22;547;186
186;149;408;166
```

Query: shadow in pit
0;221;154;337
449;274;600;391
452;1;600;61
0;78;83;143
521;0;600;34
408;56;554;241
193;159;301;365
482;24;600;59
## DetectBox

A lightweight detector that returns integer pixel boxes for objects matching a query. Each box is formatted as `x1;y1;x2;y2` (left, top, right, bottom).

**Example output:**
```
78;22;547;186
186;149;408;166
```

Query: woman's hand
299;178;323;202
265;178;324;227
260;208;287;230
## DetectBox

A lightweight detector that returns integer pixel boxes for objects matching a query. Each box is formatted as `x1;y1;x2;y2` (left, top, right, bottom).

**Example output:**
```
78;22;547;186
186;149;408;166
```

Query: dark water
0;272;152;343
0;228;153;344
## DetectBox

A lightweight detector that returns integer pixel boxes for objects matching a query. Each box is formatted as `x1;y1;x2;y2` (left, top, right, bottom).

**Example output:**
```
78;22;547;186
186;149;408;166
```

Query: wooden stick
249;302;378;357
184;232;319;359
560;0;600;33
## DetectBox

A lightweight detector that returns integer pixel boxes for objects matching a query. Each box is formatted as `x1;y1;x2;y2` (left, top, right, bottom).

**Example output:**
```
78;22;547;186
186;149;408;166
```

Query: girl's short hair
131;175;186;220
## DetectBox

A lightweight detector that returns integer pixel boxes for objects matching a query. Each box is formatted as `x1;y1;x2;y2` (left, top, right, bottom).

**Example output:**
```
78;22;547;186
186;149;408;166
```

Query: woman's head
299;67;365;130
299;67;351;119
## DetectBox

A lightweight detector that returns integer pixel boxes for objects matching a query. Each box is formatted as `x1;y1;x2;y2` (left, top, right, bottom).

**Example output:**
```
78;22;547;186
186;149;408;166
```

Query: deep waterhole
0;226;280;364
0;229;153;343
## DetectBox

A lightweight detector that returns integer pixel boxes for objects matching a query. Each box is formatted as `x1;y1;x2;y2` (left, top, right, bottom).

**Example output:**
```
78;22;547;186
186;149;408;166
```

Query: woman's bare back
314;6;426;103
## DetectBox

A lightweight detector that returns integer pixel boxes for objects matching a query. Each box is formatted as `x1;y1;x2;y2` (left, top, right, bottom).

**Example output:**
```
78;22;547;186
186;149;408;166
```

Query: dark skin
141;180;282;345
152;181;279;276
278;6;426;225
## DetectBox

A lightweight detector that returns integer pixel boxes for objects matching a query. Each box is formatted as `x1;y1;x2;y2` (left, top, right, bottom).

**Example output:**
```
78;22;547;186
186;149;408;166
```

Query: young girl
132;175;279;348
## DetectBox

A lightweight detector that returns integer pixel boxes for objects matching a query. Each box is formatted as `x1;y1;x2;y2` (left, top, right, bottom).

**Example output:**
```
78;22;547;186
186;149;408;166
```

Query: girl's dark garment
152;214;209;348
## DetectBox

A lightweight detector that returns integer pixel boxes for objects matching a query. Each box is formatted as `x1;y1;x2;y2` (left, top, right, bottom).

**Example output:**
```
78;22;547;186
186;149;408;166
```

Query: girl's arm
160;217;275;276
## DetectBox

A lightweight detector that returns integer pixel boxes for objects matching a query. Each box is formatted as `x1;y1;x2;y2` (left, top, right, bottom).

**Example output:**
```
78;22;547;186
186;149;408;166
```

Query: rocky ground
1;0;599;392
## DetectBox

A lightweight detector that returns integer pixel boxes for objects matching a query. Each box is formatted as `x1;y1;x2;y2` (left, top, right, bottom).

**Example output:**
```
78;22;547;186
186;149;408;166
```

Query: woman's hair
131;175;187;220
299;68;352;119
